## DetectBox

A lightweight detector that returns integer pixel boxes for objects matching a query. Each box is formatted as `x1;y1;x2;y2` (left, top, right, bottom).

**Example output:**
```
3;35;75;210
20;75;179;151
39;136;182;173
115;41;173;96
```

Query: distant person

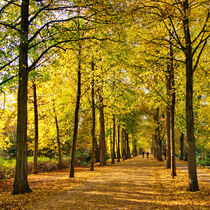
163;151;166;160
142;151;145;158
146;152;149;158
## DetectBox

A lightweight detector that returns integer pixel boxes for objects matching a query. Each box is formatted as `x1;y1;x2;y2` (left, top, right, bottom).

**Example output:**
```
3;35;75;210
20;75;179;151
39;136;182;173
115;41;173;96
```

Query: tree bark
32;82;39;174
165;61;171;168
170;42;176;178
154;108;163;161
132;137;137;157
99;93;106;166
121;128;127;160
117;124;121;162
112;114;116;163
126;131;131;159
179;133;184;160
13;0;32;194
94;140;100;162
165;109;171;168
183;0;199;191
55;115;62;169
70;44;81;177
90;60;96;171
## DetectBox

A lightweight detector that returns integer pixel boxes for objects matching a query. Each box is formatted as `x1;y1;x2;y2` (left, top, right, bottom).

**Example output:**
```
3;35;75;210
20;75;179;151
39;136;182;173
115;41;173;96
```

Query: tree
32;82;39;174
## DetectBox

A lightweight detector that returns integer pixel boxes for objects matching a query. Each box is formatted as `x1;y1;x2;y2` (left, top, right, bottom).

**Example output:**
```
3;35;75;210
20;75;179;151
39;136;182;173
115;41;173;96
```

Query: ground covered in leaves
0;156;209;209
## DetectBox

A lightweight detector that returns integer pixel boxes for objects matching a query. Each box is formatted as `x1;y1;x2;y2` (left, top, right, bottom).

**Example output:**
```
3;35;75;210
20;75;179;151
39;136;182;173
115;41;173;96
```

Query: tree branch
193;39;208;73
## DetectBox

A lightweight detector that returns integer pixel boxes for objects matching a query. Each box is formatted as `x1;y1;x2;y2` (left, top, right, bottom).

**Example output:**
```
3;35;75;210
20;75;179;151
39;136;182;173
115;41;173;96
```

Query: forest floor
0;156;209;209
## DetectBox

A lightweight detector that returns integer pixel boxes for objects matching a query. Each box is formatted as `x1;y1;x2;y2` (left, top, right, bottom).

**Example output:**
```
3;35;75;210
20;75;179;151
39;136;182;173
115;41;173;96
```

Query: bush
197;159;210;166
0;156;70;180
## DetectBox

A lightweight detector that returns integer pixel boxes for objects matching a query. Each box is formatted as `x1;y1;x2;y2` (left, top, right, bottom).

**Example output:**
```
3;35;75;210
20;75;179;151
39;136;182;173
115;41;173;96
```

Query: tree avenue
0;0;209;196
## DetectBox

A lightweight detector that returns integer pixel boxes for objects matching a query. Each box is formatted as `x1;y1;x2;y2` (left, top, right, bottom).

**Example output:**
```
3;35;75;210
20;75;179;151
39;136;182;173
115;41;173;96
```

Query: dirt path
27;157;209;210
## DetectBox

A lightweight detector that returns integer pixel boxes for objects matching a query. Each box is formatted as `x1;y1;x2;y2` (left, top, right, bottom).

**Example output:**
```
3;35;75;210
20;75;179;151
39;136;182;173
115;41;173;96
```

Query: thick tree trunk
55;115;62;169
13;0;31;194
183;0;199;191
70;45;81;178
132;137;137;157
32;82;39;174
126;132;131;159
121;128;127;160
117;124;121;162
95;140;100;162
179;133;184;160
90;60;96;171
99;93;106;166
152;135;157;159
170;43;176;178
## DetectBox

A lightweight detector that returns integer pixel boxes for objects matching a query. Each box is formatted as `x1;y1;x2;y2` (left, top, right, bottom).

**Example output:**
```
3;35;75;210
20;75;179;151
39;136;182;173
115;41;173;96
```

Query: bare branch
0;74;18;86
192;11;209;44
0;56;19;71
193;39;208;73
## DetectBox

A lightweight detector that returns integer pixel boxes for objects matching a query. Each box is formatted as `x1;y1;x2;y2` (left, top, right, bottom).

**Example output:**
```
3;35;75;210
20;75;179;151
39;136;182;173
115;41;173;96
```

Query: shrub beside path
0;156;209;209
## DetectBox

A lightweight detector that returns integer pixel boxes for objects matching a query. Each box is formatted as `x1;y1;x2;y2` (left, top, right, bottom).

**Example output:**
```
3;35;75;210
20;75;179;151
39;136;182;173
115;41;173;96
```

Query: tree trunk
32;82;39;174
165;62;171;168
13;0;31;194
70;45;81;178
154;108;162;161
95;140;100;162
99;93;106;166
132;137;137;157
152;135;157;159
157;130;163;161
126;131;131;159
179;133;184;160
90;60;96;171
110;120;115;164
183;0;199;191
55;115;62;169
112;115;116;163
170;42;176;178
117;124;121;162
121;128;127;160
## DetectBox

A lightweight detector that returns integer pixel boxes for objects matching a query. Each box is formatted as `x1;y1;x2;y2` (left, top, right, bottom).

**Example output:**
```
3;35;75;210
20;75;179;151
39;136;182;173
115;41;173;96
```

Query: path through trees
0;156;209;209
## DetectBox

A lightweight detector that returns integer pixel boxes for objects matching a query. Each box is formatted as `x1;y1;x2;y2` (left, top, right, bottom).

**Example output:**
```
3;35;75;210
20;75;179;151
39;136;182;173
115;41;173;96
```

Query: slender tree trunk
13;0;31;194
157;130;163;161
170;42;176;178
55;115;62;169
117;124;121;162
32;82;39;174
183;0;199;191
179;133;184;160
99;93;106;166
154;108;162;161
90;60;96;171
70;45;82;178
110;120;115;164
112;115;116;163
165;63;171;168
